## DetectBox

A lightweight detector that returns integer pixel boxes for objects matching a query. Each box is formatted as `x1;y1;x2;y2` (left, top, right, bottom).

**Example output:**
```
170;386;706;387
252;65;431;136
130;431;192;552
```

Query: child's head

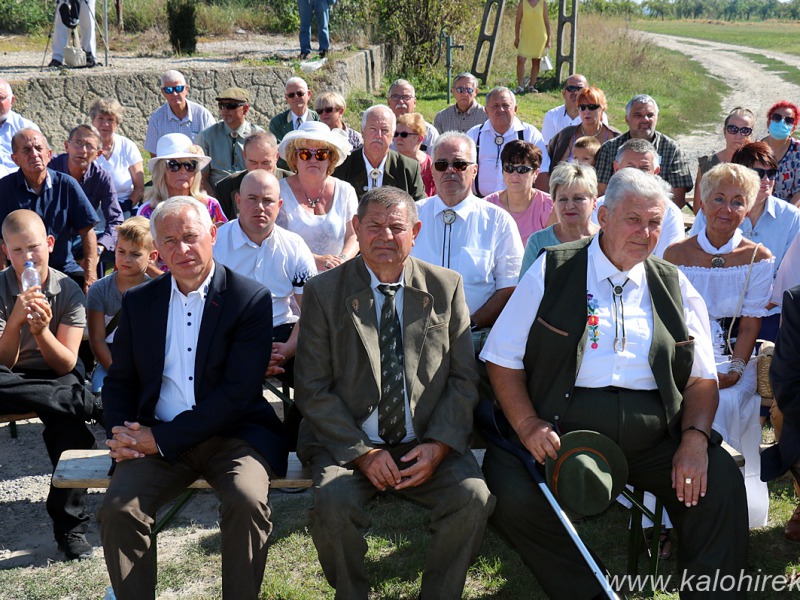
573;136;601;167
1;210;53;282
115;216;157;276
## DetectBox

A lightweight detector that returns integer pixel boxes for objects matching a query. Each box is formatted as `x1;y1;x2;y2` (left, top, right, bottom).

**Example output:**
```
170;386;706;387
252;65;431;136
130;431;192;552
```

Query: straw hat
545;430;628;517
148;133;211;173
277;121;353;168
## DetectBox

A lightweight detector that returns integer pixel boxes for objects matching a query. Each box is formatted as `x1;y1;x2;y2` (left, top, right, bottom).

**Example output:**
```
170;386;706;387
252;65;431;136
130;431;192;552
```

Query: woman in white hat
278;121;358;271
139;133;228;227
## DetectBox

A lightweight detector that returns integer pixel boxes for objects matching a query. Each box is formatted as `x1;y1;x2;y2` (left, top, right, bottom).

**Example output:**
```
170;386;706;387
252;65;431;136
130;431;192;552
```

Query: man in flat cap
195;86;264;195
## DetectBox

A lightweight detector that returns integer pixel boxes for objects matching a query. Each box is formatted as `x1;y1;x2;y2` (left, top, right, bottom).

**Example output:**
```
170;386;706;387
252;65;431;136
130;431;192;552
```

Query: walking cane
475;400;622;600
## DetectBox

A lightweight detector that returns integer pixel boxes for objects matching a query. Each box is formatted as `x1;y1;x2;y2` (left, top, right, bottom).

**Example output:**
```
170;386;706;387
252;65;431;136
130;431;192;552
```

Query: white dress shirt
411;193;523;314
361;150;388;190
214;220;317;327
0;110;41;171
360;266;416;444
480;235;717;387
156;267;214;423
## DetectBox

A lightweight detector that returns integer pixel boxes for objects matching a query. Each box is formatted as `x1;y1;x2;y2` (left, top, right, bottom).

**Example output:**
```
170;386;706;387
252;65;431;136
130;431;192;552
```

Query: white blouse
96;134;143;204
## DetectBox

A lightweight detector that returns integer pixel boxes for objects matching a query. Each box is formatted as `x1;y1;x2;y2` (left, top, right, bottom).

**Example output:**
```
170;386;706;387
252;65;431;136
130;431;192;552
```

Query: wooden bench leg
150;488;198;588
9;421;17;439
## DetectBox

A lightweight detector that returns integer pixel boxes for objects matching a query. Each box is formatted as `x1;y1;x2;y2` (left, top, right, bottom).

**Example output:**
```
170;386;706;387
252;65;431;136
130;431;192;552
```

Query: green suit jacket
333;149;427;201
295;256;479;464
268;108;320;143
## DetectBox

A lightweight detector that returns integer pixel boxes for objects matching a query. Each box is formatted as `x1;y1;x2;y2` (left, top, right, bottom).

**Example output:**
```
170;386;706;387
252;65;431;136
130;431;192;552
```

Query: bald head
236;170;282;243
1;209;46;240
0;80;14;119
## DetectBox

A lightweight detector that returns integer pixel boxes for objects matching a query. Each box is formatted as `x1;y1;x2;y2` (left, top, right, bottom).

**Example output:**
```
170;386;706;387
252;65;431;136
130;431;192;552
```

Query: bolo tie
494;134;504;166
369;168;381;191
608;277;630;353
441;209;456;268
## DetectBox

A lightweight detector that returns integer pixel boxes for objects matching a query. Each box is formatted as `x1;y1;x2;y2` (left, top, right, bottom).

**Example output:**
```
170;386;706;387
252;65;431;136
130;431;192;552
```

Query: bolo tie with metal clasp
608;277;630;353
441;209;456;268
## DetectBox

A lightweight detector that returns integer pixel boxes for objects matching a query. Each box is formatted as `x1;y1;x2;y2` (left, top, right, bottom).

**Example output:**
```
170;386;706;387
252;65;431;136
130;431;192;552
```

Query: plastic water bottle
21;261;40;291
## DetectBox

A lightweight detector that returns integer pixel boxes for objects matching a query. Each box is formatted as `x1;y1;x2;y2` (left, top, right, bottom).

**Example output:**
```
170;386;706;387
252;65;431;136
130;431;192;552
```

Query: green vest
521;237;694;440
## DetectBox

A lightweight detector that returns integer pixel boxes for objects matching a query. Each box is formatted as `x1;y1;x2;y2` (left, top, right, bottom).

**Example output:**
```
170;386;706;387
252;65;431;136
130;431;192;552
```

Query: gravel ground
2;30;800;579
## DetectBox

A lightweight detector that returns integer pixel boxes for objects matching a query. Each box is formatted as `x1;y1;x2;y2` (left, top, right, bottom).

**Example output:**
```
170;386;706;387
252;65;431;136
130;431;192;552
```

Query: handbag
541;53;553;72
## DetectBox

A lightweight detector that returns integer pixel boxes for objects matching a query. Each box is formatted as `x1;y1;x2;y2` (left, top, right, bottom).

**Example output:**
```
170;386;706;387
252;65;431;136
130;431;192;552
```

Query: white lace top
277;176;358;256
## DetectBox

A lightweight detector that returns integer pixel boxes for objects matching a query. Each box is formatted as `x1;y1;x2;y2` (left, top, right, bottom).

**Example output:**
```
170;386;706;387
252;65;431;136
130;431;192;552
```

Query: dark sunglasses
297;148;330;161
433;160;473;172
287;90;308;99
579;103;601;111
564;85;584;93
771;113;796;126
726;124;753;136
162;85;186;94
218;102;245;110
393;131;416;138
166;160;198;173
455;86;475;94
753;167;778;180
317;106;337;114
502;164;535;174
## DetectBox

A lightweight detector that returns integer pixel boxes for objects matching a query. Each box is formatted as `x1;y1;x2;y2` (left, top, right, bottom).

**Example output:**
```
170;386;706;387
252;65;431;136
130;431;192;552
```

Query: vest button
564;393;569;398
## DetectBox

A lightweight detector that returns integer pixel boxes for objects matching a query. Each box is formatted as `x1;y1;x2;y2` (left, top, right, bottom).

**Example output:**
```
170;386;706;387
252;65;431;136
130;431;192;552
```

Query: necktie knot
378;284;399;298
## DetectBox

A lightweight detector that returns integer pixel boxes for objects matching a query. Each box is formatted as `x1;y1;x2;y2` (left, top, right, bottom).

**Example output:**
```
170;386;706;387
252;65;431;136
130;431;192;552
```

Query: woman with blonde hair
314;91;362;152
394;113;435;196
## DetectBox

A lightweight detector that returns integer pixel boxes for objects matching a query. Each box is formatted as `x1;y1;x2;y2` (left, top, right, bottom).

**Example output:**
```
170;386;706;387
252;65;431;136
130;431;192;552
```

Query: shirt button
187;322;191;326
187;312;192;316
189;376;193;381
188;348;192;352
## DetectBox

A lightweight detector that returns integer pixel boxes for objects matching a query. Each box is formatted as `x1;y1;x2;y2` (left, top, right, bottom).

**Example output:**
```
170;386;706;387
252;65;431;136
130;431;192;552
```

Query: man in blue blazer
98;196;288;600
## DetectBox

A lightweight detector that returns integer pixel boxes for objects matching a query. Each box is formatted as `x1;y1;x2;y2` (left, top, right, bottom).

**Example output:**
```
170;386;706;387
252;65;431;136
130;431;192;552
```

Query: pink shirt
484;189;553;246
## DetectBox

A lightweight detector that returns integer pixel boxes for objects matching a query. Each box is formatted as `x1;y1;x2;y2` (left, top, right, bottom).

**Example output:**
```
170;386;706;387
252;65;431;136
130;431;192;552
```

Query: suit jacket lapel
352;155;368;195
383;152;399;186
142;276;170;417
402;283;433;408
194;265;226;396
347;285;381;387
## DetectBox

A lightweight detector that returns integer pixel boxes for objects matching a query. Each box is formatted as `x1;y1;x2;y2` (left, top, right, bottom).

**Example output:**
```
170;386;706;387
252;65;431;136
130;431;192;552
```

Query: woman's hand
717;371;740;390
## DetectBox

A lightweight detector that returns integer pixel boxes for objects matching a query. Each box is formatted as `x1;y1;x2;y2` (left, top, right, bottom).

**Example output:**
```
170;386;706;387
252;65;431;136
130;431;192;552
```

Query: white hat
148;133;212;173
277;121;353;168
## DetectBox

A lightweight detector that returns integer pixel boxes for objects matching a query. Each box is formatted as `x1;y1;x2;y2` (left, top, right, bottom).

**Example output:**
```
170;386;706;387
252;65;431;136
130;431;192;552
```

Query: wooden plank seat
0;412;38;438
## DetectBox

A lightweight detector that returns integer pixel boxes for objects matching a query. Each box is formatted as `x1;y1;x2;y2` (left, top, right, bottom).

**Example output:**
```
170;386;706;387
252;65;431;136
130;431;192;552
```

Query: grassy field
632;19;800;56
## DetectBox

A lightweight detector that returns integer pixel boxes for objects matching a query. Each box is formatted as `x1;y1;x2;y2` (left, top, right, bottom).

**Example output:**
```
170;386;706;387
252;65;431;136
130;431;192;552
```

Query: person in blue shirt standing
297;0;332;59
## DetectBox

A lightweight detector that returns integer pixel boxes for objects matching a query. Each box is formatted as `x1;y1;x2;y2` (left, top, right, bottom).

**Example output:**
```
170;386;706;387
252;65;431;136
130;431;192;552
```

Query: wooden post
555;0;579;84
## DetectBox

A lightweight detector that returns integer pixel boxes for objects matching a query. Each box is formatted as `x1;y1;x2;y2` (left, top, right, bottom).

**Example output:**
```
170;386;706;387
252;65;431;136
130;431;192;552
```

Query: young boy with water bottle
0;208;97;561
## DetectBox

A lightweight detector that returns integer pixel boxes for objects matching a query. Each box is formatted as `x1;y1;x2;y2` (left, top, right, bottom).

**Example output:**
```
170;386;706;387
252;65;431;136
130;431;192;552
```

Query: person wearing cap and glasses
144;70;216;156
480;167;748;599
434;72;488;135
333;105;425;201
195;86;264;195
294;185;494;599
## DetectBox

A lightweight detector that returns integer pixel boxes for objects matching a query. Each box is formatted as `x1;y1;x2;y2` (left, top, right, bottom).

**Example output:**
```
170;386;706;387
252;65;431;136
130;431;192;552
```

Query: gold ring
684;477;692;485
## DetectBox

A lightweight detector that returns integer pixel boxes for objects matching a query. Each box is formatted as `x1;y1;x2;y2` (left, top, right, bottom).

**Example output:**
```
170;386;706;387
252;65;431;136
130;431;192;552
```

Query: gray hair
285;76;308;91
388;79;415;97
625;94;659;118
549;162;598;199
150;196;213;241
604;168;670;215
0;79;12;97
432;131;477;163
356;186;419;226
453;72;478;89
89;98;124;124
486;86;516;107
159;70;186;86
243;130;278;153
614;138;661;166
67;124;102;145
362;104;396;131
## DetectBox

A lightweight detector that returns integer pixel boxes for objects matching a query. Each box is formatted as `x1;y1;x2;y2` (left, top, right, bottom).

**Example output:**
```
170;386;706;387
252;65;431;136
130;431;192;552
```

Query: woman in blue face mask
764;101;800;205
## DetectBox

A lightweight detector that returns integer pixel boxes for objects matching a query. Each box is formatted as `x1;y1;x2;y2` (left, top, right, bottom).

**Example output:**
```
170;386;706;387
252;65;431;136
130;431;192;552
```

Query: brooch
587;293;600;350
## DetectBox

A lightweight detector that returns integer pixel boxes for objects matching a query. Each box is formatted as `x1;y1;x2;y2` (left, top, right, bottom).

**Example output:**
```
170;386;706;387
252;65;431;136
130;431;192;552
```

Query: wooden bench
53;448;311;584
0;412;38;439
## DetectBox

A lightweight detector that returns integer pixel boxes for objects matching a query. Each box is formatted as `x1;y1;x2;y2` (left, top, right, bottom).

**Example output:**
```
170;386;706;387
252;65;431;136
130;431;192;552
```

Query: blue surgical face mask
769;120;794;140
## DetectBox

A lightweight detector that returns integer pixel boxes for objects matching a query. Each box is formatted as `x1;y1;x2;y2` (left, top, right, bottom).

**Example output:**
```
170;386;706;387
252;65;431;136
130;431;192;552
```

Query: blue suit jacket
103;263;289;475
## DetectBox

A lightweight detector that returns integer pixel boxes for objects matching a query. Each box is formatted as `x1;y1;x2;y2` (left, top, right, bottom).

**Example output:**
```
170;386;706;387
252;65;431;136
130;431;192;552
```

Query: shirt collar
432;193;478;221
167;105;191;123
292;109;310;123
170;263;215;302
22;169;52;194
764;195;778;219
484;117;523;137
230;218;275;249
588;234;646;289
455;101;479;116
224;121;250;138
362;149;388;173
365;264;405;290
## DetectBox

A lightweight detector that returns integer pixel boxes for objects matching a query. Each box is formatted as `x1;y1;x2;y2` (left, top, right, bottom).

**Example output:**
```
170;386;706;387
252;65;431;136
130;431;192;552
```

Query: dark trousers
12;368;97;538
483;387;749;600
0;365;93;418
97;436;274;600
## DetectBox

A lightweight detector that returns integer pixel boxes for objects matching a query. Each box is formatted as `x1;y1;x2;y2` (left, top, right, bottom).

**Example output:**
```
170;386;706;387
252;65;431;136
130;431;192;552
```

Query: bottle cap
24;261;34;268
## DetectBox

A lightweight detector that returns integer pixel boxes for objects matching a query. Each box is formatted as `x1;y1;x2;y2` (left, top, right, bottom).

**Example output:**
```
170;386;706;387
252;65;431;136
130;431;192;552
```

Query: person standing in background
297;0;331;60
514;0;550;95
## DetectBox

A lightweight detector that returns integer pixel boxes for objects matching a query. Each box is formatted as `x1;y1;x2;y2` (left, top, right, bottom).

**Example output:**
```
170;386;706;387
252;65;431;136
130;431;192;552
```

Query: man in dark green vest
480;168;748;599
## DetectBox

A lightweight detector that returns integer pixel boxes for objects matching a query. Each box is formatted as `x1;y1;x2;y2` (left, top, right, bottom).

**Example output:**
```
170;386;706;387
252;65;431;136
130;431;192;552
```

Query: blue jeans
298;0;330;54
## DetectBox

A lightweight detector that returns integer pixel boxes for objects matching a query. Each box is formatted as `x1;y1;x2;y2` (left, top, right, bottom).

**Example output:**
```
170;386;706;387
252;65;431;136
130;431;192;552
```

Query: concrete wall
10;46;385;151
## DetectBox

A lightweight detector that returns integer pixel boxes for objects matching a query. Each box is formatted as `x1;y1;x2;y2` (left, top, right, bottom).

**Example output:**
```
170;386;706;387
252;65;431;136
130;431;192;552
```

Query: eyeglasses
726;124;753;136
771;113;796;126
69;140;98;151
218;102;245;110
502;164;535;174
564;85;584;93
286;90;308;99
162;85;186;94
390;94;414;103
455;86;475;94
752;167;778;180
317;106;337;114
297;148;330;161
393;131;416;138
433;159;473;172
579;104;601;112
166;160;198;173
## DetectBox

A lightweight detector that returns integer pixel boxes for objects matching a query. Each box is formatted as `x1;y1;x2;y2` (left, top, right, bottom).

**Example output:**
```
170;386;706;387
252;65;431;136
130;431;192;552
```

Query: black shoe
299;51;310;60
85;53;98;68
89;391;104;427
47;59;62;68
56;532;93;560
318;50;327;59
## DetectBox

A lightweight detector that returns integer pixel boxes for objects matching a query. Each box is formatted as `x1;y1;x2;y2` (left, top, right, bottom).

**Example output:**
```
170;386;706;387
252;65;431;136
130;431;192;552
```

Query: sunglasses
752;167;778;180
287;90;308;99
393;131;416;138
433;160;473;172
317;106;338;114
162;85;186;94
564;85;584;93
726;124;753;136
390;94;414;103
455;86;475;94
771;113;796;126
579;104;601;111
218;102;245;110
297;148;330;161
502;164;535;174
166;160;198;173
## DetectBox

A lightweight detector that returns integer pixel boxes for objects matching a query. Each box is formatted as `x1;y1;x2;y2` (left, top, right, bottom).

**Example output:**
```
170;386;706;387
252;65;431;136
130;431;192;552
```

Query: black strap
474;127;525;197
104;312;121;338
